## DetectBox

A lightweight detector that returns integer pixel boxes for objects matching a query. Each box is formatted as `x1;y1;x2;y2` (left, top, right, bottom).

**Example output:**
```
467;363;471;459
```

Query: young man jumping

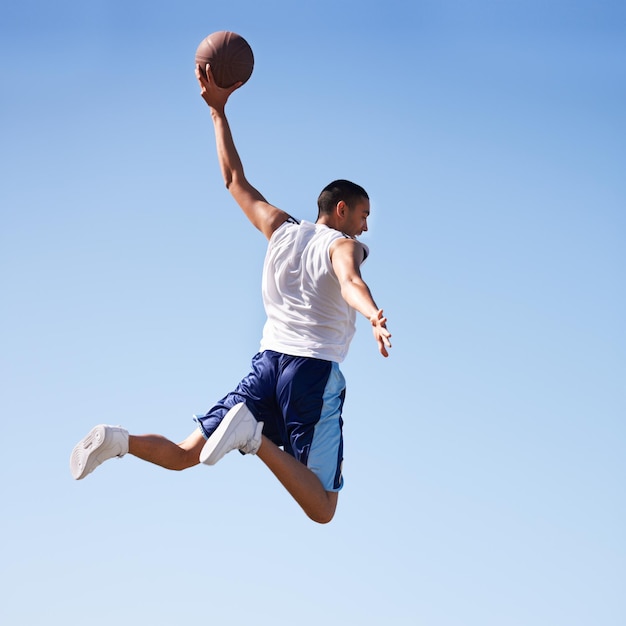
69;64;391;524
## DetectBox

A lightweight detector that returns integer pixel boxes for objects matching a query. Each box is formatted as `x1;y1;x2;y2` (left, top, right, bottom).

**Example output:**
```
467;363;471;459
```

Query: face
341;198;370;237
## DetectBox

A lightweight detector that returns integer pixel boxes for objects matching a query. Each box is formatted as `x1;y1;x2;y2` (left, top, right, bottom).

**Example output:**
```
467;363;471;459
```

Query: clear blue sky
1;1;624;624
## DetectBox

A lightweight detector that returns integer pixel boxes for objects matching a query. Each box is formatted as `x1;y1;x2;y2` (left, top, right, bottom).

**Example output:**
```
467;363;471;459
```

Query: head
316;179;370;237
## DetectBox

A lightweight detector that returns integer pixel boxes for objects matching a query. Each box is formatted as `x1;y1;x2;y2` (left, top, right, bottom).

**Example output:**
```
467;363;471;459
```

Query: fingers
196;63;243;90
379;342;389;358
373;310;391;338
195;63;218;91
195;63;211;87
378;332;391;357
378;333;390;357
371;309;391;357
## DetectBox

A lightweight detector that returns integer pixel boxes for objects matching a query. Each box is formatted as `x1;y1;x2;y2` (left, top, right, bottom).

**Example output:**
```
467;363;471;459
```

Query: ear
336;200;347;218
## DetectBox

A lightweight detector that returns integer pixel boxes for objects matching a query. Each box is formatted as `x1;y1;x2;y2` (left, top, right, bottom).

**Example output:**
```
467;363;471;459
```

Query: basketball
195;31;254;88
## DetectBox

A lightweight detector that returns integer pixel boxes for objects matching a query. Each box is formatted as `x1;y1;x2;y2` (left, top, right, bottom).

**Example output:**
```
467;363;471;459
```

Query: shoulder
264;211;298;240
329;236;368;265
268;215;300;242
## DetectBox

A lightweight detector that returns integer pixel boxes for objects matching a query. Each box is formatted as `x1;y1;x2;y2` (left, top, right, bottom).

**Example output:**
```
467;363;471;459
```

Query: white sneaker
199;403;263;466
70;425;129;480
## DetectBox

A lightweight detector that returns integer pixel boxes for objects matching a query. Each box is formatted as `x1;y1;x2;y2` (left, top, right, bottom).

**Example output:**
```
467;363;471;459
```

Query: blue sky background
1;1;624;624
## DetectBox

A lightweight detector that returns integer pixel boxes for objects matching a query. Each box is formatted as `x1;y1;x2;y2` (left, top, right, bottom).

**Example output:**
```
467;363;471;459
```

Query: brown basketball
195;31;254;88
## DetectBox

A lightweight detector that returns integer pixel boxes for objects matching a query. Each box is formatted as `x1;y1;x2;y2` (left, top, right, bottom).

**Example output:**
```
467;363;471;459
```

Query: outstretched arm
330;238;392;357
196;64;290;240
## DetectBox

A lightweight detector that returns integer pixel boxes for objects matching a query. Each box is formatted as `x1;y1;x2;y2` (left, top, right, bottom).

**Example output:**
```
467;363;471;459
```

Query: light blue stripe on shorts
307;362;345;492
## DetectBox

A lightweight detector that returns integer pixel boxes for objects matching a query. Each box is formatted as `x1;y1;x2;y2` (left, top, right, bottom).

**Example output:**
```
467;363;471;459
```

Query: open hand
370;309;392;357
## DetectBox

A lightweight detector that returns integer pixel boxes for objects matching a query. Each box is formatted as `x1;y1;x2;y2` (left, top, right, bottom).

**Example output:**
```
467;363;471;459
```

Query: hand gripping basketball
195;63;242;110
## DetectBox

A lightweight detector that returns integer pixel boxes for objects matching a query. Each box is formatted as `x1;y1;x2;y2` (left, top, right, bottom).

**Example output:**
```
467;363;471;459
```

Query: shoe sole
70;424;107;480
199;403;250;465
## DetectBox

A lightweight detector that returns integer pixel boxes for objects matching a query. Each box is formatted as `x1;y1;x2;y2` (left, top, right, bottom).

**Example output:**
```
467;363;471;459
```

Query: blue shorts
194;350;345;491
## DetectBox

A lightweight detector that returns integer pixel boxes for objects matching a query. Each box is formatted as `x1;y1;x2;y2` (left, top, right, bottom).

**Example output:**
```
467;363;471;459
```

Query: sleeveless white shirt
259;220;368;363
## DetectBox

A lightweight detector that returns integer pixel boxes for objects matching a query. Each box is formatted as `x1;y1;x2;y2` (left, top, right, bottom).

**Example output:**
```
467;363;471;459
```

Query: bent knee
170;449;201;471
172;431;205;470
309;510;336;524
307;492;338;524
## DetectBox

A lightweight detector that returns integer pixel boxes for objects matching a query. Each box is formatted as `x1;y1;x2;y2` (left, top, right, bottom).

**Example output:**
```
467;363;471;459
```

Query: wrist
210;106;226;120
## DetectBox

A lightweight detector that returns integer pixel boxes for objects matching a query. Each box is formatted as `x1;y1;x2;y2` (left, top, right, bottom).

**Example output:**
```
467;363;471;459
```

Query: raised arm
330;238;392;357
196;64;290;240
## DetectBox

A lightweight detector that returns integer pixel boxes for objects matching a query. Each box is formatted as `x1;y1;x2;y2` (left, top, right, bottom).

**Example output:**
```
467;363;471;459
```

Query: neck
316;215;339;230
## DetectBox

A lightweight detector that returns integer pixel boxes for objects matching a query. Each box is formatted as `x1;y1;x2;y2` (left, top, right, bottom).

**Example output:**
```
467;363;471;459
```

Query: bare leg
129;429;338;523
128;429;205;471
256;436;338;524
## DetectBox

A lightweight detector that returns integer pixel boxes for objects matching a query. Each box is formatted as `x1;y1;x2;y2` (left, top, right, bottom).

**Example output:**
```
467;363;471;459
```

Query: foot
70;425;129;480
199;403;263;466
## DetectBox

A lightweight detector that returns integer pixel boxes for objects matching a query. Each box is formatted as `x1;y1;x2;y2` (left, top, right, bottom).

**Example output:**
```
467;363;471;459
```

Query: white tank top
260;220;368;363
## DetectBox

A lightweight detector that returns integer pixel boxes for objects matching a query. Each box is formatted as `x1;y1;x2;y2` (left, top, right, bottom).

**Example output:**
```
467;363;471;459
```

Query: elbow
224;170;245;192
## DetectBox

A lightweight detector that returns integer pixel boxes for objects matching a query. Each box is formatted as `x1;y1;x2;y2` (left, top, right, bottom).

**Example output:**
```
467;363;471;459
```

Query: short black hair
317;179;369;217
